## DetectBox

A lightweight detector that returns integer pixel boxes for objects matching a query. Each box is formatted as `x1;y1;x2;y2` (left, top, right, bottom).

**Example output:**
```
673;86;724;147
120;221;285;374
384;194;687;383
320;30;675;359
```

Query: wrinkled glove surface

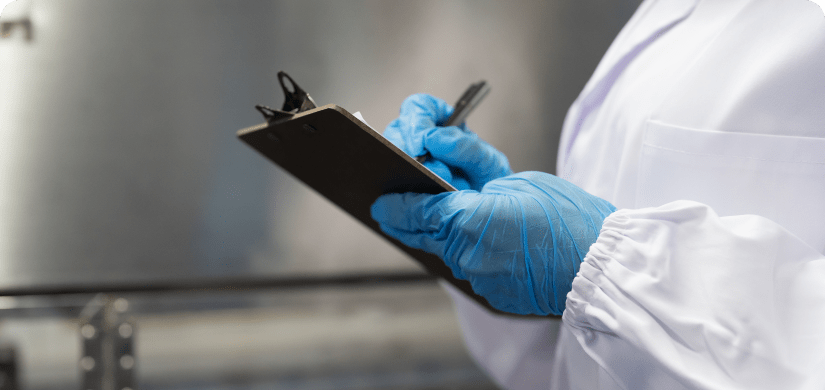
376;94;616;316
372;172;616;315
383;93;512;191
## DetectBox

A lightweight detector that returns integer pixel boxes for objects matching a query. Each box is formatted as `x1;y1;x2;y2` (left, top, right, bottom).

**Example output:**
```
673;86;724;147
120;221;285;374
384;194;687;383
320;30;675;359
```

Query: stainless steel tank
0;0;640;288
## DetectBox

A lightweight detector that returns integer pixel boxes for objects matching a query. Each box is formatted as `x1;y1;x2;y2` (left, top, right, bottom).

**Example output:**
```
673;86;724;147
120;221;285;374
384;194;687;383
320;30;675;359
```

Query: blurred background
0;0;640;389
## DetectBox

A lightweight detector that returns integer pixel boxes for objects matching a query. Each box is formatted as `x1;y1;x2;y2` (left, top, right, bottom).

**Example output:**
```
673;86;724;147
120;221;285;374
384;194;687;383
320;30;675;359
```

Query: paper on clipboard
351;111;375;131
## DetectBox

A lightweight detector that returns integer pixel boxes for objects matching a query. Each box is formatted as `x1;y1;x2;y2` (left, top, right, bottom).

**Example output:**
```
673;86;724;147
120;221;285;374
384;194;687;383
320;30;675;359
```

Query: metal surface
0;285;499;390
0;271;436;297
275;71;318;114
255;71;319;125
0;0;641;290
79;296;134;390
0;345;18;390
2;0;276;287
79;301;104;389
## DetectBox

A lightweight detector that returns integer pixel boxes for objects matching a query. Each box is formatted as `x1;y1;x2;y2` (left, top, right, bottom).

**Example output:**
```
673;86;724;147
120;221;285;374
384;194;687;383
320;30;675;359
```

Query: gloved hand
384;93;512;191
371;171;617;316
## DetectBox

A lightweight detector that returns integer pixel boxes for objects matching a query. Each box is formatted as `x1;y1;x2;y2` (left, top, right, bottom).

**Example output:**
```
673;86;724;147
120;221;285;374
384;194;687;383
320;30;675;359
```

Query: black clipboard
237;72;525;316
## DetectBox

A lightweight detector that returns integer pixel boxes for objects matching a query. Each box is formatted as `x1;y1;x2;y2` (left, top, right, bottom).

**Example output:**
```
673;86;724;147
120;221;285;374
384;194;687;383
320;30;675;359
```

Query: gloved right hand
372;171;617;315
383;94;512;191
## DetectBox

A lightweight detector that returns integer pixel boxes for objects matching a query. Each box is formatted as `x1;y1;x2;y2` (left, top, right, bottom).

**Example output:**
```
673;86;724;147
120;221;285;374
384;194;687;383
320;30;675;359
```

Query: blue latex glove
371;172;617;316
384;93;512;191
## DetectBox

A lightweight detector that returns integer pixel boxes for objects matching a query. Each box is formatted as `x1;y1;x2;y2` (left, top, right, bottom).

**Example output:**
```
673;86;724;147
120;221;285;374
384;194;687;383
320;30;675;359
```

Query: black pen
415;80;490;164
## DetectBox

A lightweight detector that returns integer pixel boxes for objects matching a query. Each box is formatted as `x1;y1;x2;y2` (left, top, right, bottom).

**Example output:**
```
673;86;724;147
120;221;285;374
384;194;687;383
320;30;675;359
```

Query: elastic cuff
563;210;629;327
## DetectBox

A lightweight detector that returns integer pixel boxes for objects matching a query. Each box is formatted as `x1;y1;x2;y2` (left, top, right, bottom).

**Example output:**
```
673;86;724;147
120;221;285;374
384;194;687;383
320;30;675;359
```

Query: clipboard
237;72;520;316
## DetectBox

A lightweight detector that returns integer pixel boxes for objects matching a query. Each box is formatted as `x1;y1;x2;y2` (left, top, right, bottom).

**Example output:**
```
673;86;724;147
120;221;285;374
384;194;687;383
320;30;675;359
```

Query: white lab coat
443;0;825;388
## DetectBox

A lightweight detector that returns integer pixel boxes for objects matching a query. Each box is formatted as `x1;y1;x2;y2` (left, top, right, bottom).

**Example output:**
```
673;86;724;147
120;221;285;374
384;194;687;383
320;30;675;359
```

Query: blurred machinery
0;0;640;388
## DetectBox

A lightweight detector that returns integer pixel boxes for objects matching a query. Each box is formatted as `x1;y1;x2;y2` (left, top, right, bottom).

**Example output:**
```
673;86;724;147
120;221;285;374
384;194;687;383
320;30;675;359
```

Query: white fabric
441;281;562;389
445;0;825;388
565;202;825;390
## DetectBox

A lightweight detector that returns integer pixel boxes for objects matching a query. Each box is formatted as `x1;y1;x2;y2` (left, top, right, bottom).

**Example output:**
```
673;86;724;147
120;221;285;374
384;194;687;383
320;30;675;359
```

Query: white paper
352;111;376;131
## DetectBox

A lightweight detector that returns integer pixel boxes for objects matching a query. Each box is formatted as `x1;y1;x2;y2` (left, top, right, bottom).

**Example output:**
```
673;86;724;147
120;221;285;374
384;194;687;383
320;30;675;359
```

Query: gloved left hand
384;94;512;191
371;171;616;316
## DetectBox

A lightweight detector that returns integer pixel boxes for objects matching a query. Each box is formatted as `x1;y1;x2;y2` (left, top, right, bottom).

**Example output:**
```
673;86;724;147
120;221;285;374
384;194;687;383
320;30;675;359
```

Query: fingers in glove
383;94;454;157
423;126;512;190
421;159;453;185
370;191;477;256
399;94;454;127
421;159;473;190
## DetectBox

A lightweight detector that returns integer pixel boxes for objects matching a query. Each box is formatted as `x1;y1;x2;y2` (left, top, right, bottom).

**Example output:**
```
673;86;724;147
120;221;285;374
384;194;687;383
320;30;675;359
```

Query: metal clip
277;71;317;112
254;105;294;124
255;71;318;124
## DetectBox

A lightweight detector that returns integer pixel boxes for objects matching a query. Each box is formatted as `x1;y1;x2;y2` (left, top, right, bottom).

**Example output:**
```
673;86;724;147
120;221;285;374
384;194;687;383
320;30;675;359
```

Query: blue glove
371;172;617;316
384;94;512;191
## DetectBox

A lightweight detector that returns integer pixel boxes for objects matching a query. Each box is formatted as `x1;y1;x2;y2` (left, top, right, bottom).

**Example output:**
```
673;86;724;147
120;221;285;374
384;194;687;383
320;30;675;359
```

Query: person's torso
559;0;825;252
552;0;825;388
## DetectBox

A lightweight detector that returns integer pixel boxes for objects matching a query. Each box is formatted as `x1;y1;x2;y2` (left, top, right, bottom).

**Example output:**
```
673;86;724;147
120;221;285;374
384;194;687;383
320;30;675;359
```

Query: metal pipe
0;272;437;297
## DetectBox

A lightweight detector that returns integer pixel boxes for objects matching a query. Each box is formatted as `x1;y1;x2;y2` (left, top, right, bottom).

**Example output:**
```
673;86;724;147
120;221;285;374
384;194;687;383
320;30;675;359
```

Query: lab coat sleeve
563;200;825;390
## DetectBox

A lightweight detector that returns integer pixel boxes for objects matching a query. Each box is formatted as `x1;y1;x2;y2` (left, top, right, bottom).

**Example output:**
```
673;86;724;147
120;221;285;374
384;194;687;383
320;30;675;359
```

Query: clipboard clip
255;71;318;124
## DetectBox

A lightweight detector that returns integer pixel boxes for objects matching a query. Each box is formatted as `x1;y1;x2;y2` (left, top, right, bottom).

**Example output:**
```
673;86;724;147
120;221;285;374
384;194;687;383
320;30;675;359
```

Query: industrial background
0;0;641;388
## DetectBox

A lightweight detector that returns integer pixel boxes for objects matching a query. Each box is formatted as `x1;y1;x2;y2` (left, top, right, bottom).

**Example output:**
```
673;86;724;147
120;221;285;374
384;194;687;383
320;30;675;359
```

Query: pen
415;80;490;164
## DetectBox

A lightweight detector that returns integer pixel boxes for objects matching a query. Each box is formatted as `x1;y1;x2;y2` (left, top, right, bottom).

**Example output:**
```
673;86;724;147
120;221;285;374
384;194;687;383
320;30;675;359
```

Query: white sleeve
563;200;825;390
